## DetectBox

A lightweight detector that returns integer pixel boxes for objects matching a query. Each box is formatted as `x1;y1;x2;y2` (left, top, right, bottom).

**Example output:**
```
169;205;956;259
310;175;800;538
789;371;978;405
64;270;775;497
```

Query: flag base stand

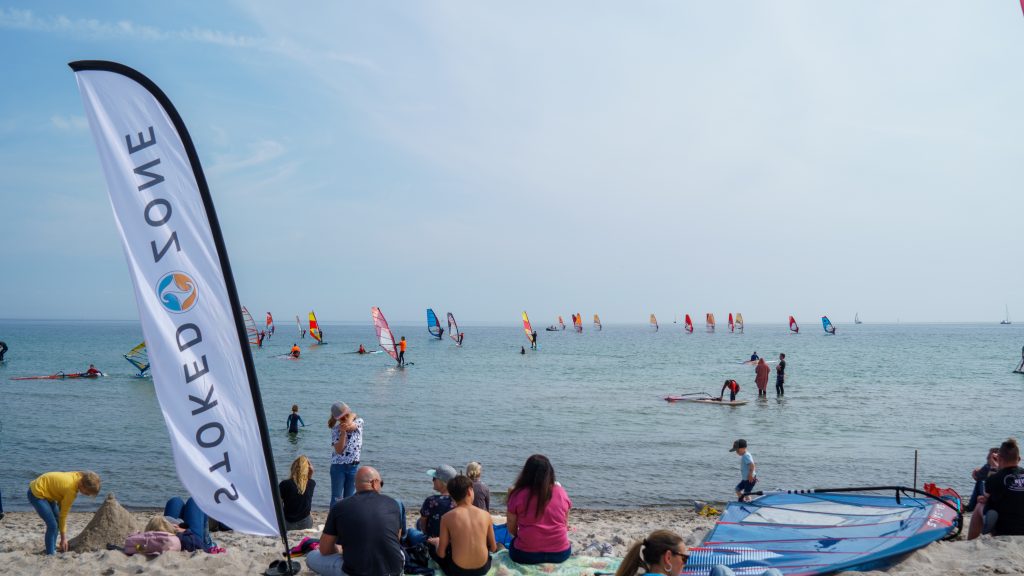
265;558;302;575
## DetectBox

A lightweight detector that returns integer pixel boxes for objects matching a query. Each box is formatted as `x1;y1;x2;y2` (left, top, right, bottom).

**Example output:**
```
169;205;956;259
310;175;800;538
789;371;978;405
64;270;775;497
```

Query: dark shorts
736;478;757;494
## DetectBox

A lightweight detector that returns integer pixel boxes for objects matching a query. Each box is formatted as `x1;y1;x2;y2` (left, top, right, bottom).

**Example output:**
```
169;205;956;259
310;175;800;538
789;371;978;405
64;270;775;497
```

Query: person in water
0;340;7;362
720;379;740;402
398;336;407;366
457;332;465;346
301;329;306;339
258;330;266;348
750;351;759;362
520;346;526;355
287;404;306;434
84;364;102;376
754;358;771;397
775;353;786;396
290;344;301;358
531;331;538;350
358;344;367;354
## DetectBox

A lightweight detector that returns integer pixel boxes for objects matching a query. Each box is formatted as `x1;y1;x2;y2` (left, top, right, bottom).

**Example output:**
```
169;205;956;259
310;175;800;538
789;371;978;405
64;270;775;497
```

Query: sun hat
426;464;458;483
729;439;748;452
330;402;350;418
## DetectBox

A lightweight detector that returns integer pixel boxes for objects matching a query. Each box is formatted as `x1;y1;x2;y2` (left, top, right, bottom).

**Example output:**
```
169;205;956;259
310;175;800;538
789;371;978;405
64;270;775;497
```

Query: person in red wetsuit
84;364;102;377
719;379;740;402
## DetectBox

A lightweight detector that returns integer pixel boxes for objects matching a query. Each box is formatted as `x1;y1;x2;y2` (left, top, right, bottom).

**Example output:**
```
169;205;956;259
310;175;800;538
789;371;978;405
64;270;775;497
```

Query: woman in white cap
327;402;363;506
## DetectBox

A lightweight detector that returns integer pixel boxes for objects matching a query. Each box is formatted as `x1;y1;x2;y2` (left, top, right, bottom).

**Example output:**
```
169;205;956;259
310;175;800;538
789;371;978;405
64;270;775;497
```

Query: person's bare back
437;476;496;574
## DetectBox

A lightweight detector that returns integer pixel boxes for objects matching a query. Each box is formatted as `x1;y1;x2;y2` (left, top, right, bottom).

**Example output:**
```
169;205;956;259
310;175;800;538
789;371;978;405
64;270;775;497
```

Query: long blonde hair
79;471;101;496
145;515;177;534
290;455;312;494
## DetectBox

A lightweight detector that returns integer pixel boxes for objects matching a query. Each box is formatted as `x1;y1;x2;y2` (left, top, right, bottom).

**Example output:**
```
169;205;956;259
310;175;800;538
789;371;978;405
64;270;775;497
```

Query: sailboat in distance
558;315;566;330
447;312;462;345
854;312;862;325
728;313;735;333
822;316;836;335
684;314;694;334
573;313;583;333
736;313;744;333
1001;305;1012;325
594;314;602;331
706;313;716;333
789;315;800;334
650;314;659;331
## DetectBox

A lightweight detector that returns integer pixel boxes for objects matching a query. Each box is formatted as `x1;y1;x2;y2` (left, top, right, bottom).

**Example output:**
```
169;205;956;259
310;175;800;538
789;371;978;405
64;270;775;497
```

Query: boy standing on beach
730;439;757;502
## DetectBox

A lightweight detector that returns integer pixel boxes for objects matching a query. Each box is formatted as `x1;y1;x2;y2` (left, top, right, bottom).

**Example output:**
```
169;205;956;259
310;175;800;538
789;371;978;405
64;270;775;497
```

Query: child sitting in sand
429;475;496;576
466;461;490;512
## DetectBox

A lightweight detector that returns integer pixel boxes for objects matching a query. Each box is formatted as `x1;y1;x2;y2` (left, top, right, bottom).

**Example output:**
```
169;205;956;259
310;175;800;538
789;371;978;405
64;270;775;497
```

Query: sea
1;319;1021;512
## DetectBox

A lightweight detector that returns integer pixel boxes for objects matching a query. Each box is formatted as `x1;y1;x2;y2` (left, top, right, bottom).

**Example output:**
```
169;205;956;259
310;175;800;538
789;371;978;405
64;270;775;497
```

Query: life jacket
726;380;740;393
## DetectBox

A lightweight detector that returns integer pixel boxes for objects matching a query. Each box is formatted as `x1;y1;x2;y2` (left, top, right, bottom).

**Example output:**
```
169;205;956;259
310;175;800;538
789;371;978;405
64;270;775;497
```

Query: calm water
1;319;1022;512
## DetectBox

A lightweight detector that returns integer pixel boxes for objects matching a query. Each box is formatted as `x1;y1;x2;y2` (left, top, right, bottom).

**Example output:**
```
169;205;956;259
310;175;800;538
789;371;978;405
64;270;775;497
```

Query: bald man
306;466;404;576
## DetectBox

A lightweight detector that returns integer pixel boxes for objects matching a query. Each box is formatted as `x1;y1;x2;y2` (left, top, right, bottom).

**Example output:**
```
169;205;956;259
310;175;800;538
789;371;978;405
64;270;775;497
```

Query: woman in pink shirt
506;454;572;564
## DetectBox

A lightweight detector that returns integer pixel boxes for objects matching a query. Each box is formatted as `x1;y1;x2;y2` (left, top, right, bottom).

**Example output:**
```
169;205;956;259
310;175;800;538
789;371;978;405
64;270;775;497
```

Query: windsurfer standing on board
0;340;7;362
531;331;538;350
398;336;407;366
457;333;464;346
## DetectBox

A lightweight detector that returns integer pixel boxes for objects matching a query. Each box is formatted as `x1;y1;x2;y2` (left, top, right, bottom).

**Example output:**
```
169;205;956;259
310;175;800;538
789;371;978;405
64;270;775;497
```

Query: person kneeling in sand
429;475;497;576
306;466;404;576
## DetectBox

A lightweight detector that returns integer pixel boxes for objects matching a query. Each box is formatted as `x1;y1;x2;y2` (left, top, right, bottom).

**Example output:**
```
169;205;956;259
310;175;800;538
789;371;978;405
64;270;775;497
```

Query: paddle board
664;396;747;406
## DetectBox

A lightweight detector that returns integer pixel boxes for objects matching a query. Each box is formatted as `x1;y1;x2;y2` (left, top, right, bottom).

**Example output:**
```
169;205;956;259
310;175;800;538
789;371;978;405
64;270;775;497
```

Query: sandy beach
0;502;1020;575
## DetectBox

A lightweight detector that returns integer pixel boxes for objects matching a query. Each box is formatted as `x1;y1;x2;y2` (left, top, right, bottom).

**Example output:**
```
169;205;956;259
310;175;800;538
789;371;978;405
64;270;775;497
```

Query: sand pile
68;493;141;552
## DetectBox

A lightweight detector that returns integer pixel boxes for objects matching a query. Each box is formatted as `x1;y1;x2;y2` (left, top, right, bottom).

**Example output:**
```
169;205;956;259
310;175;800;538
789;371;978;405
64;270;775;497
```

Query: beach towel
443;550;620;576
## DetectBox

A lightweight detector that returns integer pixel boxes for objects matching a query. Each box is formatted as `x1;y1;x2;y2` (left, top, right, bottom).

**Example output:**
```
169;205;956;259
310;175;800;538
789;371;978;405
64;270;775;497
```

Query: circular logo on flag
156;272;198;313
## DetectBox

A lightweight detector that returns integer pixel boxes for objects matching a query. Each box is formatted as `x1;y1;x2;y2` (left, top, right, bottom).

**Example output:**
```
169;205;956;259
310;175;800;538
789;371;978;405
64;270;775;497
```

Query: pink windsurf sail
371;307;398;360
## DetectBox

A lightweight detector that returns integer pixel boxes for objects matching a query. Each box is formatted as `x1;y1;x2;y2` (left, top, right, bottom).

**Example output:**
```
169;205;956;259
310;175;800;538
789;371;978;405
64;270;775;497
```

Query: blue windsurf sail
124;341;150;376
822;316;836;335
683;487;960;576
427;308;443;339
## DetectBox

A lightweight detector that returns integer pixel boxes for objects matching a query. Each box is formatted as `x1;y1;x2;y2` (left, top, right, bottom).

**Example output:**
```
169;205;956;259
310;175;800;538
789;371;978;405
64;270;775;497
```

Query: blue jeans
508;540;571;564
306;549;344;576
164;497;212;549
330;462;359;506
27;488;59;555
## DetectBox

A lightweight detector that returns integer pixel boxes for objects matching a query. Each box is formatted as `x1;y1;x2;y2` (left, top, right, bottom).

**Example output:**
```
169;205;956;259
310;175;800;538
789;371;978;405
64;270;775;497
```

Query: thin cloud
208;139;286;176
0;7;371;66
50;114;88;131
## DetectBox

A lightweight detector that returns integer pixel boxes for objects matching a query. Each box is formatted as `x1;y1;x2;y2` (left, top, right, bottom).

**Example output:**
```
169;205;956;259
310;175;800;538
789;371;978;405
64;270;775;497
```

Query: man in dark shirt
969;438;1024;539
775;353;786;396
306;466;404;576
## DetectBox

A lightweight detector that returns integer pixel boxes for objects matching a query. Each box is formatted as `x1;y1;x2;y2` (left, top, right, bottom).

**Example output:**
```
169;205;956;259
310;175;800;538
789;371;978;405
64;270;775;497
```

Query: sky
0;1;1022;324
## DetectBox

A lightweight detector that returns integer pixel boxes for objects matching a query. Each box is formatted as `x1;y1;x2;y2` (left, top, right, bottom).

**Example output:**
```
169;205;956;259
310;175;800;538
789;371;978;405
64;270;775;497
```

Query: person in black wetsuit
0;341;7;362
775;353;786;396
287;404;306;434
750;351;758;362
531;331;538;350
520;346;526;355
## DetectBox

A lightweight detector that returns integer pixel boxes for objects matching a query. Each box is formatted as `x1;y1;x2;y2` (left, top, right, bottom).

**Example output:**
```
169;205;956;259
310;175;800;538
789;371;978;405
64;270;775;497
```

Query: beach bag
124;531;181;555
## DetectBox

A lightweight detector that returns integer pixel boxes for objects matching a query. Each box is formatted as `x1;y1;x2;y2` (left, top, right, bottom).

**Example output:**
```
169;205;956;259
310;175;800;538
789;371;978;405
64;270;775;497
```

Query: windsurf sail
822;315;836;334
682;487;961;576
265;312;274;335
295;315;302;337
573;313;583;333
789;315;800;333
427;308;443;339
650;314;659;331
728;313;734;333
447;312;460;343
242;306;260;346
736;313;744;333
594;314;602;331
558;315;566;330
522;311;535;343
706;313;716;333
684;314;693;334
855;312;862;324
371;306;398;360
309;311;323;343
124;341;149;376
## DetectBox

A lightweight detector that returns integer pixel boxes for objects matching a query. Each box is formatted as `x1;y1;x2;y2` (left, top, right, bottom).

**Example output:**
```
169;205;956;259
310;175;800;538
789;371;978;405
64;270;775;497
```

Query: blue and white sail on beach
427;308;443;339
822;316;836;335
683;489;959;576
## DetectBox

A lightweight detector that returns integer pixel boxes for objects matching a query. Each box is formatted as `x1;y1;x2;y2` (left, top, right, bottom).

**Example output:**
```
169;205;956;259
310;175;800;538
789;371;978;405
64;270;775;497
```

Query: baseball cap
426;464;458;483
729;439;747;452
330;402;350;418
